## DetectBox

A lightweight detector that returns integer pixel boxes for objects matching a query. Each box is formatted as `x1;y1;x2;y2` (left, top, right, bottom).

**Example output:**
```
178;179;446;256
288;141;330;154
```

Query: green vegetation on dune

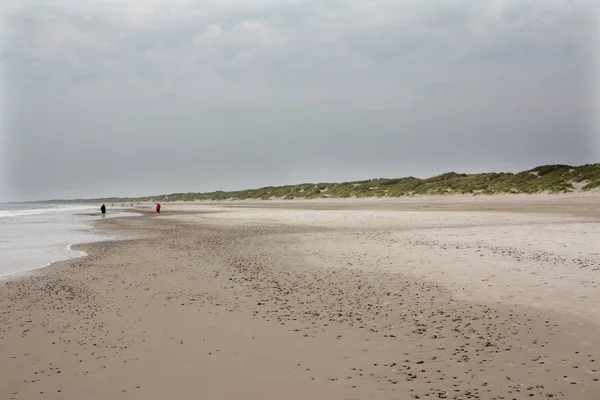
45;163;600;204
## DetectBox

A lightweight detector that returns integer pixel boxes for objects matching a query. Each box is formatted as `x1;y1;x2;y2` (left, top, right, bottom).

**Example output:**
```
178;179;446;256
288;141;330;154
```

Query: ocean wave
0;205;137;278
0;205;97;219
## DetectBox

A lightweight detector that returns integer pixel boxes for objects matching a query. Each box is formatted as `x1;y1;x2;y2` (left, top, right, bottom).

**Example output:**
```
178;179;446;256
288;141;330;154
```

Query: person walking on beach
101;204;106;218
156;203;161;214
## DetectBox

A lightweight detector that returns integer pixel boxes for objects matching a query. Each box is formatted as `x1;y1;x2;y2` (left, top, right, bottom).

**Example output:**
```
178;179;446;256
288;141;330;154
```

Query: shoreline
1;199;599;399
0;241;110;282
0;209;143;282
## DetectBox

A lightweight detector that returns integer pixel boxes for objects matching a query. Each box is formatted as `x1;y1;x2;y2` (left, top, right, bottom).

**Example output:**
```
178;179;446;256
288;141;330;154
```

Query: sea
0;203;141;279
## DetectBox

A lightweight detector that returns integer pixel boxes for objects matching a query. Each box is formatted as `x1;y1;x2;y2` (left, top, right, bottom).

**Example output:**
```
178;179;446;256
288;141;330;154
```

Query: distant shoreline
12;162;600;204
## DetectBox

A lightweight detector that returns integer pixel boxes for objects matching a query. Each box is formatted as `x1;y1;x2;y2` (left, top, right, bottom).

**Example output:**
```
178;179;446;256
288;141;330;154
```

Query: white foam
0;205;97;219
0;205;139;279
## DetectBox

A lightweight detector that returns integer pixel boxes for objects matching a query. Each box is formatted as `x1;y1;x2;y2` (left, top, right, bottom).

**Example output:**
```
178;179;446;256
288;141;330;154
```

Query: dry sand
1;194;600;399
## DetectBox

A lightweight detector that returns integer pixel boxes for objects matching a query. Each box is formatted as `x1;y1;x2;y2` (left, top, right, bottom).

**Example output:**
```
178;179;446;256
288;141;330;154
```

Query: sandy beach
1;194;599;399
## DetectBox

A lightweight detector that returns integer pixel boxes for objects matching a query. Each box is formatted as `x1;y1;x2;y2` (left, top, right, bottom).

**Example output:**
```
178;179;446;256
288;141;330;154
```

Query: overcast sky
1;0;599;201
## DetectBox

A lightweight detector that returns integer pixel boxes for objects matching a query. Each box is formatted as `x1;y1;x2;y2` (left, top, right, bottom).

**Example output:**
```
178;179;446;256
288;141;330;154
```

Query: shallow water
0;203;140;278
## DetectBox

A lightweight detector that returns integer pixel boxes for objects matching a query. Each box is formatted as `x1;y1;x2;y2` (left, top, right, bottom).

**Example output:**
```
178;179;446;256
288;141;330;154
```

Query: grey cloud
2;0;598;201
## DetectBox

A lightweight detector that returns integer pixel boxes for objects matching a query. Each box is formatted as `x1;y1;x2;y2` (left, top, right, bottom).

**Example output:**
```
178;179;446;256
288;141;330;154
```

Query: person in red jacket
156;203;161;214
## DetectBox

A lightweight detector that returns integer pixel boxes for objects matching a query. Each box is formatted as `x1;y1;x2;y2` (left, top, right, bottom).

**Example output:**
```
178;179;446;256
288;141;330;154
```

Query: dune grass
47;163;600;204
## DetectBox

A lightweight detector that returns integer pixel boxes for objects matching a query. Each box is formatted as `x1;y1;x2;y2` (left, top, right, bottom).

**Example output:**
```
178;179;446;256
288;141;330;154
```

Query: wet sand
1;196;599;399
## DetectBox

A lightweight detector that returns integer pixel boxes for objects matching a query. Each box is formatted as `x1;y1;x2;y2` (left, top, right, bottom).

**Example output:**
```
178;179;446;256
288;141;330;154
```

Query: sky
1;0;599;201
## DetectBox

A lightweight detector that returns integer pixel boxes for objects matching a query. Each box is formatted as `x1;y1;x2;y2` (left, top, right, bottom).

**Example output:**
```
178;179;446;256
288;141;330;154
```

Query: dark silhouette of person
101;204;106;217
156;203;161;214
